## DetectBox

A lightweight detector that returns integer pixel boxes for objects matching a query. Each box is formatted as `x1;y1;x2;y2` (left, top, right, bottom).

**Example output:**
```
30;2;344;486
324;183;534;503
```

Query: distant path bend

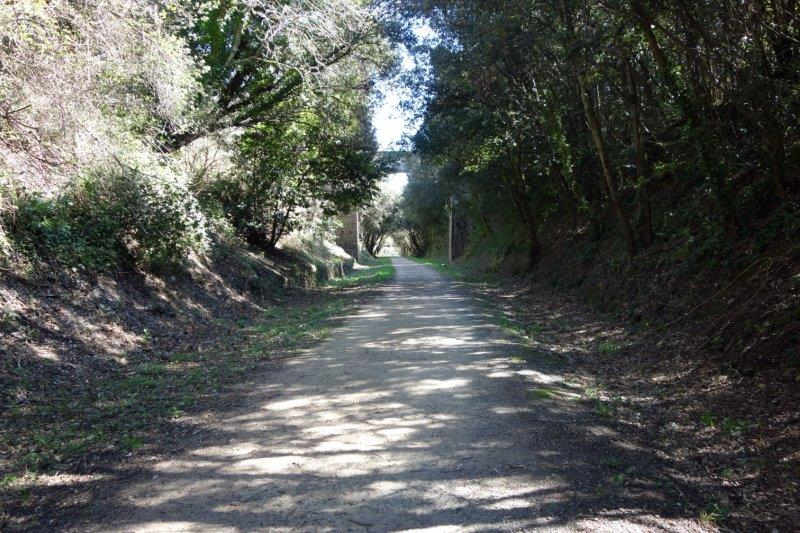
78;257;708;533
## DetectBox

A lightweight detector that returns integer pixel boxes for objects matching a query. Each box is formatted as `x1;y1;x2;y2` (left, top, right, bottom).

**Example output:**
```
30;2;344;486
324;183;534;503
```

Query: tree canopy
0;0;393;265
388;0;799;264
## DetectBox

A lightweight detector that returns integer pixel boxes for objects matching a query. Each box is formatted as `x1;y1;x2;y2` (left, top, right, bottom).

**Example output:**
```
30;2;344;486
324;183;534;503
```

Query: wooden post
448;195;454;264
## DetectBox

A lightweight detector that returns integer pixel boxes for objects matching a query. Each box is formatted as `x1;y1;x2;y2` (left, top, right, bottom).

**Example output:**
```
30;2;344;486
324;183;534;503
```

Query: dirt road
74;258;709;532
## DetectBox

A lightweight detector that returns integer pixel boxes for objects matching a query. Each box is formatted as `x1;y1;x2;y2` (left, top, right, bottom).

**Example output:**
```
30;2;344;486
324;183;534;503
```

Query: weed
584;387;600;399
119;434;144;452
699;502;729;524
721;417;747;435
700;412;716;427
595;400;615;417
527;323;543;337
0;474;20;488
598;341;621;354
528;388;554;400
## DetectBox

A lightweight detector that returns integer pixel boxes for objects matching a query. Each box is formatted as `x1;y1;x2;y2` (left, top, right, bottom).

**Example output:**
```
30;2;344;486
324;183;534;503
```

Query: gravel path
76;258;710;532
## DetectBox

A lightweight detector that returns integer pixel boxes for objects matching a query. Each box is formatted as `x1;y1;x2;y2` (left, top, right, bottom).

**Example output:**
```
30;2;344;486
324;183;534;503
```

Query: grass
698;412;749;435
406;255;472;281
527;388;555;400
327;256;395;288
700;412;716;427
699;502;730;524
597;341;622;354
594;400;616;417
0;259;396;484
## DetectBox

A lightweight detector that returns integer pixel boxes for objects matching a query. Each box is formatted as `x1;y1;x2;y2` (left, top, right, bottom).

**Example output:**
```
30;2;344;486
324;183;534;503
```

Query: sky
372;22;436;198
372;47;416;197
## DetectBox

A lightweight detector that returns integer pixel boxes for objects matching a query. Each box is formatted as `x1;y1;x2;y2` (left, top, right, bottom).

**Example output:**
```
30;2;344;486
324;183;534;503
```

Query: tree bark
625;60;654;247
578;73;637;257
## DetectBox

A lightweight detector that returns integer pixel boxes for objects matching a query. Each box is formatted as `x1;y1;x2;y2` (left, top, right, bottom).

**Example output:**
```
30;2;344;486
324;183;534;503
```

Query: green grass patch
328;256;395;288
527;323;544;337
406;255;473;280
527;388;555;400
700;412;716;427
597;341;621;354
595;400;616;417
609;472;626;486
0;474;21;488
584;387;601;399
698;413;749;435
699;502;730;524
721;417;748;435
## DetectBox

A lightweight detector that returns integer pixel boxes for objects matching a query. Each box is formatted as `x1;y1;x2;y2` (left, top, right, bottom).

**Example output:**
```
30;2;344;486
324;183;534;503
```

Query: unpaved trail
74;258;710;532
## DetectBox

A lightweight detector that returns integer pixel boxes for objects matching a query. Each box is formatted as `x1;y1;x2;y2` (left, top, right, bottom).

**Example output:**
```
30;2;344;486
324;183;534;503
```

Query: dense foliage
0;0;389;269
388;0;800;266
8;171;206;271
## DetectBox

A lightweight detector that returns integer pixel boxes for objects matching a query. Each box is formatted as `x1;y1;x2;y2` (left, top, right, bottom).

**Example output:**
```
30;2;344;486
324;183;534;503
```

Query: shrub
4;170;207;271
71;170;208;269
0;176;12;259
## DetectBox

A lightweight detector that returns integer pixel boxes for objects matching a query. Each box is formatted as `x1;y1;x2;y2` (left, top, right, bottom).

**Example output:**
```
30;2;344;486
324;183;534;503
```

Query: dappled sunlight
116;521;236;533
407;377;471;393
72;258;711;532
401;336;472;347
30;344;60;362
517;368;566;385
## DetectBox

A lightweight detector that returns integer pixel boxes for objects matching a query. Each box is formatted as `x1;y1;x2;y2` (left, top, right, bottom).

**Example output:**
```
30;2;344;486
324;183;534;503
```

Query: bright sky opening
372;20;436;198
382;172;408;198
373;47;416;197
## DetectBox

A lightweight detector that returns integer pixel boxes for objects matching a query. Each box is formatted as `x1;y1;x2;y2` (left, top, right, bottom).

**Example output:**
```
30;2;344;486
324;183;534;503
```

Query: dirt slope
68;258;710;532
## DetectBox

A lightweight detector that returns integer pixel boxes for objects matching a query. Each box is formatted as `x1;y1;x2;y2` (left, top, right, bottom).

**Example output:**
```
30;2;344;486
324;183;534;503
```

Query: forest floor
48;257;712;532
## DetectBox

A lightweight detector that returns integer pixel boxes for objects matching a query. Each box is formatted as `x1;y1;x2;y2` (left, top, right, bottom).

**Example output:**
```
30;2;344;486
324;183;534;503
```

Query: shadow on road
19;259;708;532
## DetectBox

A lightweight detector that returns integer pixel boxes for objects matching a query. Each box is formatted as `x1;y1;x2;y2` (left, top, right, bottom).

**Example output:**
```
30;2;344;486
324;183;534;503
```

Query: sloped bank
0;231;359;531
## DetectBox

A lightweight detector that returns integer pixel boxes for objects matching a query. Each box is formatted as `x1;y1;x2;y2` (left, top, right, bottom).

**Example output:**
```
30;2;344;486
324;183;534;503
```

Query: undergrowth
0;299;342;478
2;170;206;272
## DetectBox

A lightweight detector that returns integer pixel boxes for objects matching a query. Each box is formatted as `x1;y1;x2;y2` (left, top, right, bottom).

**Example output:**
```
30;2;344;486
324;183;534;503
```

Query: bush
4;170;207;271
0;177;12;259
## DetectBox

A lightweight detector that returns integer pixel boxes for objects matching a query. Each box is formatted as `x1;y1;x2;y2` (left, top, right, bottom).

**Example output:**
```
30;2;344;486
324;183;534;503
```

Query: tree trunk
578;73;637;257
625;60;654;247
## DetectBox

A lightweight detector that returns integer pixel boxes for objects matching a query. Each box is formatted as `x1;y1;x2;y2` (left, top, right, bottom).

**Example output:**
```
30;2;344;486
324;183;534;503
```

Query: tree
398;157;447;257
202;94;389;251
381;0;799;266
361;192;400;256
166;0;386;149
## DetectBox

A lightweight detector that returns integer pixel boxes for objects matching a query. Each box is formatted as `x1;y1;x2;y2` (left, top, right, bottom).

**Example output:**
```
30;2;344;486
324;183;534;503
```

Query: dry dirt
65;258;712;532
